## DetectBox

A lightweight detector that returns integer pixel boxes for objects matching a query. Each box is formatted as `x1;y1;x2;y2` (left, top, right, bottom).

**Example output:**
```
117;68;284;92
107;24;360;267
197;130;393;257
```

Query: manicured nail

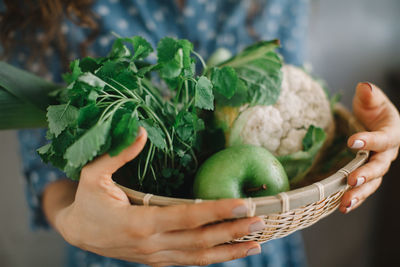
361;82;373;91
249;220;266;233
347;198;358;208
232;205;248;218
247;247;261;256
351;139;365;149
354;177;366;187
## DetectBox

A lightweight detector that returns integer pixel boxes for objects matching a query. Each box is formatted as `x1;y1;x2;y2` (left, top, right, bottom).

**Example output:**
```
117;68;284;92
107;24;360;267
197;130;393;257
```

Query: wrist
42;179;77;230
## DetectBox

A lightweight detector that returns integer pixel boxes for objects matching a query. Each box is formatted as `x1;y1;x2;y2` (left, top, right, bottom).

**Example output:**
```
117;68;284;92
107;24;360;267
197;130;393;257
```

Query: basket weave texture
115;104;369;244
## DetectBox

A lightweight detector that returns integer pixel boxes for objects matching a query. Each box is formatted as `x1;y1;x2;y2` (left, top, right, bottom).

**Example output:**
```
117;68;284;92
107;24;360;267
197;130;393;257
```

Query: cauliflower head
221;64;334;157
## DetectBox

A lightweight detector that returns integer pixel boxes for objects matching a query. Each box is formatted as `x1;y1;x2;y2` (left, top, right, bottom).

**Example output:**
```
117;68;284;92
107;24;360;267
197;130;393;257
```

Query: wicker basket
115;104;369;244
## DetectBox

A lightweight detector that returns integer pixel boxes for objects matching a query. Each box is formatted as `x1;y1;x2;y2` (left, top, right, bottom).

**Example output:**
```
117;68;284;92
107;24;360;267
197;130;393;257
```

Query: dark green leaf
47;104;79;137
211;66;238;99
214;79;248;107
157;37;179;64
109;39;131;58
109;112;139;156
79;57;102;72
62;60;82;84
127;36;154;60
37;144;52;163
64;119;112;168
157;37;194;84
278;125;326;184
221;40;283;106
174;111;203;142
139;120;166;150
77;103;101;129
195;76;214;110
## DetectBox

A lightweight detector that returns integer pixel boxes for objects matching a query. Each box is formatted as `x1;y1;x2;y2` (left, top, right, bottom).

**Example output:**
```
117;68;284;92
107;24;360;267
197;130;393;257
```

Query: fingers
339;177;382;214
347;149;397;187
151;242;261;266
156;217;265;251
348;130;400;152
353;82;387;112
128;199;254;235
82;127;147;178
352;82;400;131
150;199;254;233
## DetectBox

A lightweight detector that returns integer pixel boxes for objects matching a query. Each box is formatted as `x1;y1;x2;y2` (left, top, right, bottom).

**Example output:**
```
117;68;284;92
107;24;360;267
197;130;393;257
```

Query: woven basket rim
115;104;370;215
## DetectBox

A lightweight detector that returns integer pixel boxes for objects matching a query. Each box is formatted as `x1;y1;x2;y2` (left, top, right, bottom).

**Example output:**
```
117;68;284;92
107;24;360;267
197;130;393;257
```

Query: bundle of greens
25;36;284;197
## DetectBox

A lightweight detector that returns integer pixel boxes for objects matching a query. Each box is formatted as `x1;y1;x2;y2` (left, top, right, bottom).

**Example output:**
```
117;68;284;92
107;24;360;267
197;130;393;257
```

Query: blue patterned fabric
14;0;310;266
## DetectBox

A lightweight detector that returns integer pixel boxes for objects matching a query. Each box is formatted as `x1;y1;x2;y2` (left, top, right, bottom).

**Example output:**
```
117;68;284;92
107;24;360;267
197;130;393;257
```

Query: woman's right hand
46;127;264;266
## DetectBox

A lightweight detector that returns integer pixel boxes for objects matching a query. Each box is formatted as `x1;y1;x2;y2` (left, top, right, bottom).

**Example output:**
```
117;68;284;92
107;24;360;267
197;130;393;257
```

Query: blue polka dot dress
15;0;310;266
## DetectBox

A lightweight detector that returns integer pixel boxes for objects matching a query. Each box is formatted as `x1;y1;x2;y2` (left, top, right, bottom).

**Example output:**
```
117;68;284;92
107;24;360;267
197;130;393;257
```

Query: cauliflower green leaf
220;40;283;106
277;125;326;184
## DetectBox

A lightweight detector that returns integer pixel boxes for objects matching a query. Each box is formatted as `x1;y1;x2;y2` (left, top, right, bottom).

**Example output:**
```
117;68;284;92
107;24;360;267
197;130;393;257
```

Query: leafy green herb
195;77;214;110
36;36;220;196
47;104;79;137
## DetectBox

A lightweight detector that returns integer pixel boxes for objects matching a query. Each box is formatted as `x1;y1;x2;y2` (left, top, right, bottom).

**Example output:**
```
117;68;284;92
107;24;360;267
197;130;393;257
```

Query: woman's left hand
340;82;400;213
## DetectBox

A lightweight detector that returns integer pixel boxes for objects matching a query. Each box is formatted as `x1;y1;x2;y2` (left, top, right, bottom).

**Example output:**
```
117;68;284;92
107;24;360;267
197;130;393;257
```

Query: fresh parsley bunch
34;36;283;197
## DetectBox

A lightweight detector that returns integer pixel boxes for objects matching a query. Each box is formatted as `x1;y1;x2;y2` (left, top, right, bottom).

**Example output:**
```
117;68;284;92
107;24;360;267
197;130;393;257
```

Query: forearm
42;178;78;231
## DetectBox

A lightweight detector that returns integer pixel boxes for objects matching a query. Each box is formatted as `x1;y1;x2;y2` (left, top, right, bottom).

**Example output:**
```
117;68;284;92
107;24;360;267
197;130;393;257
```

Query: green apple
193;145;289;199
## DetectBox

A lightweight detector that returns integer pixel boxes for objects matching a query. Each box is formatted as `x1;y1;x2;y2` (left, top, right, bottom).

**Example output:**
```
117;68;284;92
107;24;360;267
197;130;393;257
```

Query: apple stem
245;184;267;193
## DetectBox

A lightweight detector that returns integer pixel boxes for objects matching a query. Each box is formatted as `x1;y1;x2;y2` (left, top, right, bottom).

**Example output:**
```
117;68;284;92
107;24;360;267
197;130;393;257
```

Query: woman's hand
43;127;263;266
340;82;400;213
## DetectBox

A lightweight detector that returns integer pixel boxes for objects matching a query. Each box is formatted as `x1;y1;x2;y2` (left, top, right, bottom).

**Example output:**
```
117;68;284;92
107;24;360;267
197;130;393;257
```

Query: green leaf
214;79;248;107
64;163;81;181
78;72;106;89
62;60;82;84
0;61;61;111
77;103;100;129
139;120;166;150
47;104;79;137
109;112;139;156
157;37;179;64
221;40;283;106
64;119;112;168
109;39;131;58
157;37;194;84
277;125;326;184
37;144;52;163
210;66;238;99
195;77;214;110
174;111;203;142
0;87;47;129
127;36;154;60
79;57;102;72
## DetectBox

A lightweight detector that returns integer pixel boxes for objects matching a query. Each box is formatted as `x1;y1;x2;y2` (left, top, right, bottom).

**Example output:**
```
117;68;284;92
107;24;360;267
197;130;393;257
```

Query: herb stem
192;50;207;73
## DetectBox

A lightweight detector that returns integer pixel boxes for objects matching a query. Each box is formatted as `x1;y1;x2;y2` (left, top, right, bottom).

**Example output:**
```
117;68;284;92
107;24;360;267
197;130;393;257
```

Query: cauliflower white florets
228;65;334;156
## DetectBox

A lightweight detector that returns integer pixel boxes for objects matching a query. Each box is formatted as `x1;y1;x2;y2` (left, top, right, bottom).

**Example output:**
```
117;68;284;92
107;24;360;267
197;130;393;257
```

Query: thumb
82;127;148;178
353;82;386;111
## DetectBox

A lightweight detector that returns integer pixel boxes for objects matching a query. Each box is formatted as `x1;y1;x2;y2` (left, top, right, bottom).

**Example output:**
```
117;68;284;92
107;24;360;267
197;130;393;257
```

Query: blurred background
0;0;399;266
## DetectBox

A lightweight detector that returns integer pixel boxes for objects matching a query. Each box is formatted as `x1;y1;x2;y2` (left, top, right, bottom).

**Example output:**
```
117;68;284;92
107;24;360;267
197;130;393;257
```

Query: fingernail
361;82;373;91
249;220;266;233
347;198;358;208
247;247;261;256
351;139;365;149
137;127;144;137
354;177;366;187
232;205;248;218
